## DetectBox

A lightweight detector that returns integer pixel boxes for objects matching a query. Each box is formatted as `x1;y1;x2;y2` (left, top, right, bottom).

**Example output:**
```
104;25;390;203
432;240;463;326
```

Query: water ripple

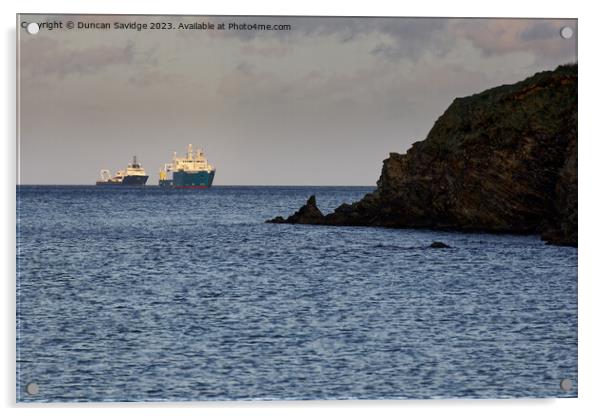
16;186;577;401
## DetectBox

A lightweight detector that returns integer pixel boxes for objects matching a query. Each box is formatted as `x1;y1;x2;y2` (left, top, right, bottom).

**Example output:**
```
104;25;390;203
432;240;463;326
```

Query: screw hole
26;22;40;35
560;378;572;391
25;382;39;395
560;26;573;40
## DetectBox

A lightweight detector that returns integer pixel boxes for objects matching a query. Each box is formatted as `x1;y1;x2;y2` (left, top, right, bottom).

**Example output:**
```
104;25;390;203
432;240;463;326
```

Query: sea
16;185;578;402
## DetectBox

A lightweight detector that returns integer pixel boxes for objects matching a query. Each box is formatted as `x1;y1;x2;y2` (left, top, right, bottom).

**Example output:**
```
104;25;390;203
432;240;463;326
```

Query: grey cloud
20;37;136;78
296;17;450;59
175;16;449;59
240;42;291;58
216;61;273;99
128;69;173;87
450;19;576;60
369;19;451;60
520;20;563;41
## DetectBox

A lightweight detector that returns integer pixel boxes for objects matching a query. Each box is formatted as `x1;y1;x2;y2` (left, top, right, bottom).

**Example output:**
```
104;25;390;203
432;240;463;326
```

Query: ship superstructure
159;144;216;188
96;156;149;186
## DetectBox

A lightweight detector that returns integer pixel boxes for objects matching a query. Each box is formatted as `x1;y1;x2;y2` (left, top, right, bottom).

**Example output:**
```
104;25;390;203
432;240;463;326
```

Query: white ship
96;156;149;186
158;144;216;188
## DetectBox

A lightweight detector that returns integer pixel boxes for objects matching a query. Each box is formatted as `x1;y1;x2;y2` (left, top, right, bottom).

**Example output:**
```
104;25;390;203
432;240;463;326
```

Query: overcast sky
18;15;577;185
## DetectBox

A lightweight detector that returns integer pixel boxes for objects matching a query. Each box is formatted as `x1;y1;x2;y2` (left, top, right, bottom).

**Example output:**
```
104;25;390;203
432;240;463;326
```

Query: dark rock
268;64;577;247
267;195;325;224
540;135;577;246
429;241;451;249
268;216;287;224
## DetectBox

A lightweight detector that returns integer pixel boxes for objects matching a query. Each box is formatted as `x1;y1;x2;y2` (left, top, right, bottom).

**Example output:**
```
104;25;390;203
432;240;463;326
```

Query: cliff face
269;64;577;247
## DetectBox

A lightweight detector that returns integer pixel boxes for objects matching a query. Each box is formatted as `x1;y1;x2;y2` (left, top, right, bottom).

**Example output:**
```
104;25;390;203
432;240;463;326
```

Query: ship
96;156;149;186
159;144;216;189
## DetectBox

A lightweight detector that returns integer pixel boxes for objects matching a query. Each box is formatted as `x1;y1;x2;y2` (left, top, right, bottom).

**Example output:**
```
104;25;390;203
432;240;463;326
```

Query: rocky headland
268;64;577;247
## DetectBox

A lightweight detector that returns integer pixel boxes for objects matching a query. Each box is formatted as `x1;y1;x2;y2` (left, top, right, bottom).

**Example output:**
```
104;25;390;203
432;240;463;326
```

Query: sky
17;15;577;185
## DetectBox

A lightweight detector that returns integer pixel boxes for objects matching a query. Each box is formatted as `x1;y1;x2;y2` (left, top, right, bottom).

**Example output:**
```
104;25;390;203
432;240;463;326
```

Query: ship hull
96;175;148;186
171;171;215;188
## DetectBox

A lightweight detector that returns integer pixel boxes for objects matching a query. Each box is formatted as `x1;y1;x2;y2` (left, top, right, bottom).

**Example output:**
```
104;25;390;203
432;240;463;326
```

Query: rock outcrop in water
268;195;325;225
267;64;577;247
429;242;451;249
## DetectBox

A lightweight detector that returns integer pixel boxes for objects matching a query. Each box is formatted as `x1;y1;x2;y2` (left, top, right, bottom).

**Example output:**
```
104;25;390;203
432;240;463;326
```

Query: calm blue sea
16;185;578;402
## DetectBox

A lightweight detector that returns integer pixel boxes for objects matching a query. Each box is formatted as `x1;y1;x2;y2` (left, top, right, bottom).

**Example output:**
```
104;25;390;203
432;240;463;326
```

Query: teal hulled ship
96;156;149;186
159;144;216;189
